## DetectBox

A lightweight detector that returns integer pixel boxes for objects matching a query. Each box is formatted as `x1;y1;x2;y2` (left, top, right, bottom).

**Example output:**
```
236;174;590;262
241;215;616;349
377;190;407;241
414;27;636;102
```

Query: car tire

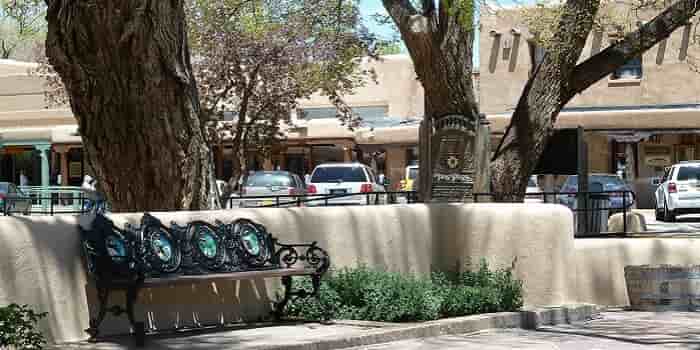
664;200;676;222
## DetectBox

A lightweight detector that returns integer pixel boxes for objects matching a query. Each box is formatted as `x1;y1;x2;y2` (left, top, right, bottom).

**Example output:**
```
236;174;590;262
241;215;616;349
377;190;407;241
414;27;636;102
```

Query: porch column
385;146;407;191
343;143;353;162
54;145;70;186
35;144;51;210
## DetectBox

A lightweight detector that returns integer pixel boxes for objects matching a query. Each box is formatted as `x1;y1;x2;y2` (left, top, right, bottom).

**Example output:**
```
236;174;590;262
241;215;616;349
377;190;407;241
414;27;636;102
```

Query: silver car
239;171;307;207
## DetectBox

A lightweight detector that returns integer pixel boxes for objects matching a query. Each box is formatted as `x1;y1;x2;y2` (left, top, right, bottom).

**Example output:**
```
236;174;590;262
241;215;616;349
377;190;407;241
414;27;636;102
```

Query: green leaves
284;261;523;322
0;304;47;349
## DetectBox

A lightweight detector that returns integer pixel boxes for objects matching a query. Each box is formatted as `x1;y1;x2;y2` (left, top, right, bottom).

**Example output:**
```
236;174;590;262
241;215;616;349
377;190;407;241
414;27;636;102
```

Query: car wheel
664;200;676;222
655;202;663;221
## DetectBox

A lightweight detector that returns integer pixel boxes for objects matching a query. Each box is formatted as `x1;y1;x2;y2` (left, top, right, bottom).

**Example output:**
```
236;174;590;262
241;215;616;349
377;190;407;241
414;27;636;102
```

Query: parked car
239;171;306;208
654;161;700;222
557;174;635;211
400;165;419;192
307;163;386;205
525;175;544;203
0;182;31;215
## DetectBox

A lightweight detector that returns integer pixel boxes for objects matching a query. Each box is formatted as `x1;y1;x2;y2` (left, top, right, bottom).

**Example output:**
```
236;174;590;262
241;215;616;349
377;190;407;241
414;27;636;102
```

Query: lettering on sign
430;114;477;202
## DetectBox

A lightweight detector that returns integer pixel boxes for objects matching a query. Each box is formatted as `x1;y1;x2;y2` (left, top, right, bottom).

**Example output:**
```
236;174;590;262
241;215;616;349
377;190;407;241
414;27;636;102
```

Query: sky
359;0;398;41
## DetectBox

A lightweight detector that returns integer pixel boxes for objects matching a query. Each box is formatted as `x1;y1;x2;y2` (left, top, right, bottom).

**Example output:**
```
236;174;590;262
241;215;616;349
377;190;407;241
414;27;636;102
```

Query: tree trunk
384;1;486;201
45;0;219;211
490;0;600;201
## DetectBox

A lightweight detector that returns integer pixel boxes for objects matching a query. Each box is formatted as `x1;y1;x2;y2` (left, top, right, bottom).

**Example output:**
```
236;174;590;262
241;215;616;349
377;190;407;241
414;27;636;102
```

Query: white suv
654;161;700;222
307;163;386;206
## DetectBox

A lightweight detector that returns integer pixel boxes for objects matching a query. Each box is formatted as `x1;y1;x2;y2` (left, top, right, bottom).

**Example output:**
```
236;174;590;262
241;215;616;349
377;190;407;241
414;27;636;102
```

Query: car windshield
311;166;367;183
408;168;418;180
528;178;536;187
245;173;292;187
677;166;700;181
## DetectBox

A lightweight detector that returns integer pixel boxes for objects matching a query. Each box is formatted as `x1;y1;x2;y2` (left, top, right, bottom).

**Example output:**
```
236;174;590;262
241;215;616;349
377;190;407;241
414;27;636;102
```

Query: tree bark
45;0;219;211
384;0;486;201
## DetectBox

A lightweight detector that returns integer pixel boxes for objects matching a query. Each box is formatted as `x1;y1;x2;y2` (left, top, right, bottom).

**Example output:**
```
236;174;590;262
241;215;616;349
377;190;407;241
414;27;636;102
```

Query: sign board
69;162;82;178
645;155;671;167
430;114;476;202
533;128;581;175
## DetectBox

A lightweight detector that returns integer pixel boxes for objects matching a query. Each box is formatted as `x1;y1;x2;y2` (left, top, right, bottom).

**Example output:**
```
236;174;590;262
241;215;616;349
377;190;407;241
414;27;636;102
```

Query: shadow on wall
85;279;274;336
0;215;89;343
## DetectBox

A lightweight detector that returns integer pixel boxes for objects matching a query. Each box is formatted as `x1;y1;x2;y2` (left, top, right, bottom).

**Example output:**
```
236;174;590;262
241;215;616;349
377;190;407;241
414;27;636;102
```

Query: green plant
284;261;523;323
0;304;47;349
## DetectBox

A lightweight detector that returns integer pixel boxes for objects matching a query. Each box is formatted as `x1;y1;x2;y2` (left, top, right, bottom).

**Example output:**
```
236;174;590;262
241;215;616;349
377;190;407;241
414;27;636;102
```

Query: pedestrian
19;170;28;187
305;173;311;185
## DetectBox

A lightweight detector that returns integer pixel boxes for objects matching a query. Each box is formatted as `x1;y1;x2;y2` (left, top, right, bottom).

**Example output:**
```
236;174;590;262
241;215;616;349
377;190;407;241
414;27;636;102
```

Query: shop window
611;56;643;80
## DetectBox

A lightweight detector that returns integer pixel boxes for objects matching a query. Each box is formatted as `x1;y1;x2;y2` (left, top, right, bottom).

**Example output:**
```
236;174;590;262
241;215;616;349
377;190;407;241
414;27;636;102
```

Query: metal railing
228;191;421;208
472;190;637;236
2;186;108;216
229;189;636;236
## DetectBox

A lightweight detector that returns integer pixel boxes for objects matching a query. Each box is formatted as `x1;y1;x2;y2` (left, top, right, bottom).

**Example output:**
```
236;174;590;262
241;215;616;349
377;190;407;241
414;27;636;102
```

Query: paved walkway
52;311;700;350
353;311;700;350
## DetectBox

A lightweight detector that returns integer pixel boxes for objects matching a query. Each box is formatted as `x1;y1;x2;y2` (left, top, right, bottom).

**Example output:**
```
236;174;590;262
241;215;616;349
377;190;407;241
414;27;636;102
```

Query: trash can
586;192;610;233
574;182;610;236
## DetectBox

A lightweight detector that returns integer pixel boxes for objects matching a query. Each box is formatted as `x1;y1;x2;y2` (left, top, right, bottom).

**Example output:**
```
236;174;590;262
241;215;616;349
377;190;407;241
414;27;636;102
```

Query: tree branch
567;0;700;101
382;0;420;29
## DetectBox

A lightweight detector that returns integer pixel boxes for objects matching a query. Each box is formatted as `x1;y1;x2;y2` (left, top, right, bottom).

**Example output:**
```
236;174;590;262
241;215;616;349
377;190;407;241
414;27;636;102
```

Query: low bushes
284;260;523;322
0;304;47;349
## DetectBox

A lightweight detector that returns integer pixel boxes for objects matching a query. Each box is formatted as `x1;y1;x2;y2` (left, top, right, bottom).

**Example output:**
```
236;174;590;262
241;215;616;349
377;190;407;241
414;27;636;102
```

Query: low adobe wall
574;238;700;306
0;204;576;343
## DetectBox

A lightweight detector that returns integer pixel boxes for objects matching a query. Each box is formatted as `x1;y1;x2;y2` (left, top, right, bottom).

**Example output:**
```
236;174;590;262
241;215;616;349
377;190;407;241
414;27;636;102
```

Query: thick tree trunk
384;1;486;201
45;0;219;211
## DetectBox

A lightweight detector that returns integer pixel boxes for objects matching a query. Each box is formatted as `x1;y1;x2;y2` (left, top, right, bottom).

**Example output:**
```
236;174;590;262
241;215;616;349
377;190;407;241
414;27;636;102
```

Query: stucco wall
574;238;700;306
479;9;700;114
0;204;575;344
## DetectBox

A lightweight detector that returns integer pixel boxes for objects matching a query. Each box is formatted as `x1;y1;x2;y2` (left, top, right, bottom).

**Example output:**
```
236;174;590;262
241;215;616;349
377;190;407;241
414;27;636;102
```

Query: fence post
51;198;54;216
276;196;280;208
623;191;627;234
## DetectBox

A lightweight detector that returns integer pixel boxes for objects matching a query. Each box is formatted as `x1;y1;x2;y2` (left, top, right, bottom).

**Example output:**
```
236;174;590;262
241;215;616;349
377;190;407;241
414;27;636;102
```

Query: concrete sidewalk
49;305;597;350
352;311;700;350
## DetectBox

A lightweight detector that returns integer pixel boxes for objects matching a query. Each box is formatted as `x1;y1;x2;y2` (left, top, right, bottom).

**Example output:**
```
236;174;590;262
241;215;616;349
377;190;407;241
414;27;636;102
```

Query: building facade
2;5;699;208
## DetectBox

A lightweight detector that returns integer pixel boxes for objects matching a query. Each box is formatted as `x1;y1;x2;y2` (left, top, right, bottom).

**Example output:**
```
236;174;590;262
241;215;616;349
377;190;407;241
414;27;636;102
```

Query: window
676;166;700;181
611;56;643;80
528;41;545;73
311;166;368;183
245;173;293;187
300;106;390;127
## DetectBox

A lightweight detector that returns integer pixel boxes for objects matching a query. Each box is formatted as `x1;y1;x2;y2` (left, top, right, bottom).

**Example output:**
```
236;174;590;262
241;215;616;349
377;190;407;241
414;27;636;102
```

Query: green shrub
284;260;523;322
0;304;47;349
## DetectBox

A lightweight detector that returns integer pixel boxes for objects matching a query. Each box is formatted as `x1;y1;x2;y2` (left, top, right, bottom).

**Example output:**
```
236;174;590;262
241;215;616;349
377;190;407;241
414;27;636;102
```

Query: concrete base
608;211;647;233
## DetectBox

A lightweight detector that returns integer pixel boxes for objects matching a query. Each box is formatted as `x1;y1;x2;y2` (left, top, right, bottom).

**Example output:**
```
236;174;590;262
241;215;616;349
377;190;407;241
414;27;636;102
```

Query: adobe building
2;4;700;208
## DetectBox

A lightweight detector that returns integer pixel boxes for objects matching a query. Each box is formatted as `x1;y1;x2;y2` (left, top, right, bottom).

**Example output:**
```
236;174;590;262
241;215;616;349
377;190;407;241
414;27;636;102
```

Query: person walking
19;171;28;187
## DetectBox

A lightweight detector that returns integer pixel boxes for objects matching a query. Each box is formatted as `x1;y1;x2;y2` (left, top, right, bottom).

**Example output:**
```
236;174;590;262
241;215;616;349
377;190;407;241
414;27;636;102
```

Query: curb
260;304;601;350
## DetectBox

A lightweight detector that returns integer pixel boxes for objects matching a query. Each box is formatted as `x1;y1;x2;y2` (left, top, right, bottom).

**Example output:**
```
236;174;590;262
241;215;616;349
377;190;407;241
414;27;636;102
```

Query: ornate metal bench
80;213;330;346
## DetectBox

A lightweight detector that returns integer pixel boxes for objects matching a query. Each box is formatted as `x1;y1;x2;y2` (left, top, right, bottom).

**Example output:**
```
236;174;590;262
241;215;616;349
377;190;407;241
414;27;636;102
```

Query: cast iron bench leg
86;285;110;342
126;284;146;347
273;273;324;320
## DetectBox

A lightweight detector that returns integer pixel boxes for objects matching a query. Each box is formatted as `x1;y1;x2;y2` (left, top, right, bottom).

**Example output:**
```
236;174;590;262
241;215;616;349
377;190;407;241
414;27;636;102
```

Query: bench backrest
81;213;281;279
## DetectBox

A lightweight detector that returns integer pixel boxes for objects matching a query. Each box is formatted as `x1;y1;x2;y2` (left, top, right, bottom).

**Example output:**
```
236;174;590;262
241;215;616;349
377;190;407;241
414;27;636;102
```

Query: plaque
430;114;477;202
